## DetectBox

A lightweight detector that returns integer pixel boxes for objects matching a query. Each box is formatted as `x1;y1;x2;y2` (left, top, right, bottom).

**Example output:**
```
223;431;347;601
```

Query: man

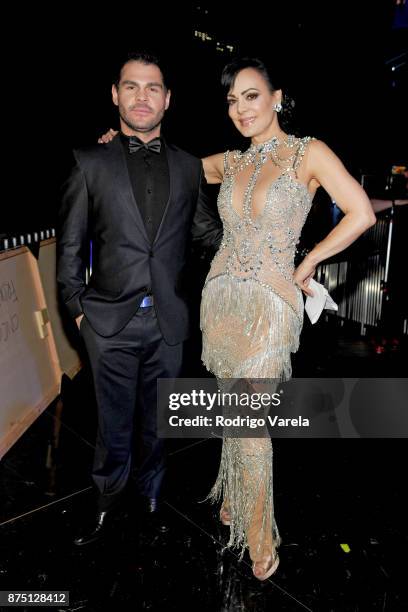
57;52;221;545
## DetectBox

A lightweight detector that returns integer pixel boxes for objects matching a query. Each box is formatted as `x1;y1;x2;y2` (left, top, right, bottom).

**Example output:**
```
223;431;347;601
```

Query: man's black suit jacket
57;137;222;344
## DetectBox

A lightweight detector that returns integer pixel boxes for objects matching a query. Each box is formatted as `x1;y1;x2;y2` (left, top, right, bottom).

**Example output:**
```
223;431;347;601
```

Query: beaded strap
292;136;315;172
223;150;230;173
224;150;242;177
223;137;315;179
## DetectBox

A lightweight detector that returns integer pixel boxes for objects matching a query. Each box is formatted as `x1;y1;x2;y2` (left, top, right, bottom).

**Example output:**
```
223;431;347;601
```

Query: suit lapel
152;142;177;245
107;137;150;244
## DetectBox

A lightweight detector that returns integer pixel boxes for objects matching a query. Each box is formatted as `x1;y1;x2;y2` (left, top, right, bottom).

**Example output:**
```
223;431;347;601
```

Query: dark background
1;8;408;609
2;1;407;234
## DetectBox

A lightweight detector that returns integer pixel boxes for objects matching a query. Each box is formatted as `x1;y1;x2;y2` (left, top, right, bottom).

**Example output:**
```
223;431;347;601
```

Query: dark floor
1;318;408;611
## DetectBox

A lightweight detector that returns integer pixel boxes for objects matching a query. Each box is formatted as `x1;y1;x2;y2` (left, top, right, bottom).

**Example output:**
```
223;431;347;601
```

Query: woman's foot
219;503;231;526
252;552;279;581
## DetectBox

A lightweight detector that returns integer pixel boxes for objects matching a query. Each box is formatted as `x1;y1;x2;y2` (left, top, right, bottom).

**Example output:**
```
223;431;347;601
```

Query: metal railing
315;209;407;335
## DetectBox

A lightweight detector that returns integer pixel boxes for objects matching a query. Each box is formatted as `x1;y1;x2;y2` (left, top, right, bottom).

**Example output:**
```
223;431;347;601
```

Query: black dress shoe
140;496;159;514
133;494;160;514
74;510;113;546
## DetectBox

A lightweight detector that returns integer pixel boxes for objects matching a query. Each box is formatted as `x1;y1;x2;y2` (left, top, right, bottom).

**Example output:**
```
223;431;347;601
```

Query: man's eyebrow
122;80;163;88
227;87;260;98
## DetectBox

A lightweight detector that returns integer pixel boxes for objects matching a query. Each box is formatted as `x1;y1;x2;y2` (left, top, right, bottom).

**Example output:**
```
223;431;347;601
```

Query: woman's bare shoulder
202;152;226;184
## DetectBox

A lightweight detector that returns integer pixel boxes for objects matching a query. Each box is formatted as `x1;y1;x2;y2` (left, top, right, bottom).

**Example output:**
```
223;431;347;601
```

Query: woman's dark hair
221;57;278;93
113;52;169;90
221;57;296;131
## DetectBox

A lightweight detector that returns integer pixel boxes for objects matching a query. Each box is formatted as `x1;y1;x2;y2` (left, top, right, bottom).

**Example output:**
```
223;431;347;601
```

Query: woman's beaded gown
200;134;314;563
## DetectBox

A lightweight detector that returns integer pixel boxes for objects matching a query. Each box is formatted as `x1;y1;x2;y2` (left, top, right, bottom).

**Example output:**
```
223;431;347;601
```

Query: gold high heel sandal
252;551;280;581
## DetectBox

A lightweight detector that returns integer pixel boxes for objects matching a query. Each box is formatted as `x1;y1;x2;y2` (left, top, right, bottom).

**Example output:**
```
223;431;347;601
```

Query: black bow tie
128;137;161;154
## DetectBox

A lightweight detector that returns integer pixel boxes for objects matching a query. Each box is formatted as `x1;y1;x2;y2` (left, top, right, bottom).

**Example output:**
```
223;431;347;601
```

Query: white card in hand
305;278;338;324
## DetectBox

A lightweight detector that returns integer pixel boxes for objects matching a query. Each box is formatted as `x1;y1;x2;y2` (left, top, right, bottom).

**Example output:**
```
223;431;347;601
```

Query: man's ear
112;84;119;107
165;89;171;111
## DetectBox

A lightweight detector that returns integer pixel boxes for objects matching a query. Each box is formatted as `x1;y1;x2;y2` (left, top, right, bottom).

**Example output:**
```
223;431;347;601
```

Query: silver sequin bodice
205;137;314;319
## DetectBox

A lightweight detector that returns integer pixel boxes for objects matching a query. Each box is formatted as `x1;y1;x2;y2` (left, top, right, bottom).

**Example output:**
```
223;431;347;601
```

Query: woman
199;57;375;580
99;57;376;581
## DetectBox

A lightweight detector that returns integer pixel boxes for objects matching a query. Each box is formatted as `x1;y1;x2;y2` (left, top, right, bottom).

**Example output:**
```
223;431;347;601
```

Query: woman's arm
294;140;376;296
98;128;118;143
202;153;225;184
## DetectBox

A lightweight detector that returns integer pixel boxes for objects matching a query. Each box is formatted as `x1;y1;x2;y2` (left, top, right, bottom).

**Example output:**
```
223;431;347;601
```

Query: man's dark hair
113;52;169;90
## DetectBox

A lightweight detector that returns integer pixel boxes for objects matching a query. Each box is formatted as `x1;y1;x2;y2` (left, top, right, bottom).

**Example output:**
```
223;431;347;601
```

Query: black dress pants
80;306;183;511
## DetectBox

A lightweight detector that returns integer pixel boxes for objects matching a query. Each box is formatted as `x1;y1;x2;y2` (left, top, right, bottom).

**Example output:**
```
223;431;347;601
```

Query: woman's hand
98;128;118;144
293;256;316;296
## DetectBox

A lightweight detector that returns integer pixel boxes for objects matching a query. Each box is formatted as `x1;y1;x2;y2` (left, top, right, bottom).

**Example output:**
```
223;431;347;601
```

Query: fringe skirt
200;274;303;560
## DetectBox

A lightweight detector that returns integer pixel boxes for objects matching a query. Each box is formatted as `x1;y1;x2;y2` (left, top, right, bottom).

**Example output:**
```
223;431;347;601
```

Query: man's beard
120;109;164;134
